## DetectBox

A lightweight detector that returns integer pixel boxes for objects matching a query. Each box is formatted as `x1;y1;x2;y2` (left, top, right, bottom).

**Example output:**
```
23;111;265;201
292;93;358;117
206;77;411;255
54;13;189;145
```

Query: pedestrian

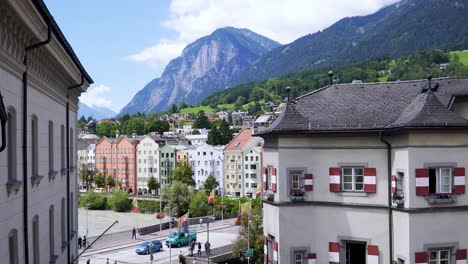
197;242;201;257
205;241;210;256
131;227;136;239
178;250;184;264
83;235;87;248
193;258;198;264
136;228;140;239
190;240;195;256
78;236;82;249
199;218;203;227
86;259;90;264
106;258;109;264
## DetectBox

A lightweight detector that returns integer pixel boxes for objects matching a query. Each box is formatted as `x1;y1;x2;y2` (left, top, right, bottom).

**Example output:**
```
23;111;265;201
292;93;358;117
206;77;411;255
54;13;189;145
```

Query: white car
94;187;104;193
79;186;88;193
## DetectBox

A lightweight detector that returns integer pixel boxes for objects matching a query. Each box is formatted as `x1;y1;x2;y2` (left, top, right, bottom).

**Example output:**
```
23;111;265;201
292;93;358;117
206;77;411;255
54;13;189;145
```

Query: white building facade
136;136;160;193
0;1;92;263
187;143;225;193
259;78;468;264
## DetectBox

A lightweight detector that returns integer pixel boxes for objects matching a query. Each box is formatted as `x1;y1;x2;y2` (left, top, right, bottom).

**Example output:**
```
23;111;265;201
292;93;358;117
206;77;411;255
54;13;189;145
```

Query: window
7;108;17;181
238;175;241;179
251;164;257;170
291;173;300;190
49;205;55;257
217;161;219;165
48;121;54;173
70;128;74;168
61;198;66;245
294;252;303;264
31;115;38;176
342;167;364;191
252;183;257;188
33;215;40;264
245;173;249;178
429;168;452;194
245;156;248;161
246;183;249;188
70;192;74;234
267;166;273;190
245;165;248;169
61;125;65;170
429;249;450;264
203;152;206;156
256;156;259;161
8;229;18;264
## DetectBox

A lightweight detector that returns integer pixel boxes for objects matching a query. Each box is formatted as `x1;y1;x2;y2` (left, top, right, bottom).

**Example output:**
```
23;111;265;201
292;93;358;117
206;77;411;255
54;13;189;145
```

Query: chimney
115;129;120;138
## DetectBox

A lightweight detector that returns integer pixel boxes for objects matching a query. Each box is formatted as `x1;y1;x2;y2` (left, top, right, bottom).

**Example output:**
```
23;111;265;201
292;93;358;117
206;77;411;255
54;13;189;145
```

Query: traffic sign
246;248;254;257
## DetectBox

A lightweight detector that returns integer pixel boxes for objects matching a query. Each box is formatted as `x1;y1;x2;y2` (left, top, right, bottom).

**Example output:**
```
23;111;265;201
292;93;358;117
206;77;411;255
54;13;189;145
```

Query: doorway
345;241;366;264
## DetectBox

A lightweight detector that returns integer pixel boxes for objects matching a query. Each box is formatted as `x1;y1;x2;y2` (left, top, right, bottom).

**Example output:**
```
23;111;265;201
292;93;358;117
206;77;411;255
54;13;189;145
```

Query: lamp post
85;203;90;238
247;197;251;264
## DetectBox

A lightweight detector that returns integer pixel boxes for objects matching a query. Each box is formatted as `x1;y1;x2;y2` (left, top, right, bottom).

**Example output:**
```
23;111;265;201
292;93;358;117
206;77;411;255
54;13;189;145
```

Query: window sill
290;195;305;202
31;175;44;187
426;195;457;204
48;170;58;181
6;179;23;196
60;168;67;176
337;192;368;197
49;255;58;264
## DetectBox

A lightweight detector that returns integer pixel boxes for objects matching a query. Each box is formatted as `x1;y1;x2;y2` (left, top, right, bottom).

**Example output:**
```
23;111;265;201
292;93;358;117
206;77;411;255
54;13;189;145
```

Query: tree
179;102;189;110
172;160;195;186
192;129;201;135
79;115;87;123
123;117;145;135
79;164;95;190
233;96;247;110
193;111;211;129
146;119;170;134
218;119;232;144
168;104;178;114
162;182;191;217
232;199;264;264
96;122;118;138
147;176;160;194
93;173;106;188
203;174;218;193
189;191;211;217
207;126;221;145
107;191;131;212
106;175;116;190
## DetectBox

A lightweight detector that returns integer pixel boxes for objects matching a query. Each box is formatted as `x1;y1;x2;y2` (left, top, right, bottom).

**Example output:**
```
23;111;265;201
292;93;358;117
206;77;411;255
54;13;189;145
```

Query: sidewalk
80;218;236;255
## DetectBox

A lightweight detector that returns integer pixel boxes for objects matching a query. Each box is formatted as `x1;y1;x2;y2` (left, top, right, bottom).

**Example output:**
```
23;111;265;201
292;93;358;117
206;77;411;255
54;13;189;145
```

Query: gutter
23;20;52;264
379;132;393;264
67;74;84;262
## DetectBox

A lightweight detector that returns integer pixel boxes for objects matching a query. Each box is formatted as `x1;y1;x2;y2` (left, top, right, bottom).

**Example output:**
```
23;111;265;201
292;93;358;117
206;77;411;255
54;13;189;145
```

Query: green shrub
107;191;131;212
189;191;211;217
138;200;161;214
79;192;107;210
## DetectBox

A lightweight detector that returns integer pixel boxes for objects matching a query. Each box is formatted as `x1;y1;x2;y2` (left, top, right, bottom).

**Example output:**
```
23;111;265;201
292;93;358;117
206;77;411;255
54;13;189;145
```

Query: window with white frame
429;249;450;264
291;173;300;190
429;168;452;194
252;183;257;188
294;252;304;264
342;167;364;191
267;166;273;190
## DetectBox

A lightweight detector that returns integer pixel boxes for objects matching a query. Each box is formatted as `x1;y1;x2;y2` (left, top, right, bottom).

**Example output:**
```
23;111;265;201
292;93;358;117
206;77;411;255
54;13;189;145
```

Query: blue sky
45;0;398;113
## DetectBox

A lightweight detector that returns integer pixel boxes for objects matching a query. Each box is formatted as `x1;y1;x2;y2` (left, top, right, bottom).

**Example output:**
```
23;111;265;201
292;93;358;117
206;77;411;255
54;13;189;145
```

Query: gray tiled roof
258;77;468;134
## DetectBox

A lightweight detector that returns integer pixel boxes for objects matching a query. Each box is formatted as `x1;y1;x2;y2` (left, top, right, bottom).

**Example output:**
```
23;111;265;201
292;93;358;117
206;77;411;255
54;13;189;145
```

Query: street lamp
85;203;90;238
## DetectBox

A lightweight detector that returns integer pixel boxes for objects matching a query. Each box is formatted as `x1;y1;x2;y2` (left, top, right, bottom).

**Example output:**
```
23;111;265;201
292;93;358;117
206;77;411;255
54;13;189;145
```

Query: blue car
135;240;163;255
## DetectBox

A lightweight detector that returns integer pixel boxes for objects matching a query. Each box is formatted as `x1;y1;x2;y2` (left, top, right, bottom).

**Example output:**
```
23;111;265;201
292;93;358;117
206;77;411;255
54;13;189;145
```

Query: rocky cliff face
119;27;280;115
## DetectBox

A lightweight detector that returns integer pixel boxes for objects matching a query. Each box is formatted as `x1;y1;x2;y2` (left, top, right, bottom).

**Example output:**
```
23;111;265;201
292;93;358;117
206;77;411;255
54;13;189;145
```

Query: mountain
78;102;117;120
119;27;281;115
230;0;468;85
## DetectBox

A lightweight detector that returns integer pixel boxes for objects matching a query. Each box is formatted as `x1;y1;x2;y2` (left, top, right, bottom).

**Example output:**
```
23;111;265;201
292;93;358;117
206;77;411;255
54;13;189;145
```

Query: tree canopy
171;160;195;186
96;122;118;138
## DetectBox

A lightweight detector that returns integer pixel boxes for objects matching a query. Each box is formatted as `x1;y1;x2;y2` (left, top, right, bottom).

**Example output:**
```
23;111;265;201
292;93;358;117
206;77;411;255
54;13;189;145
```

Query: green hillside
201;50;468;108
451;50;468;65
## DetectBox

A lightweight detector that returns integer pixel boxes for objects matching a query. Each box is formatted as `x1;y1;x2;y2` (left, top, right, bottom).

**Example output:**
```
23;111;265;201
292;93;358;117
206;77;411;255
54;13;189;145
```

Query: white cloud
79;84;113;109
129;0;399;72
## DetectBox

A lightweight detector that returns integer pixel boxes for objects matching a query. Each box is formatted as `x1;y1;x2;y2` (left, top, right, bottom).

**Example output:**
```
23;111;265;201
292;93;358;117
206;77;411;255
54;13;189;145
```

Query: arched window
8;229;18;264
31;115;38;177
32;215;40;264
49;205;55;257
61;198;66;245
48;121;54;176
7;107;17;181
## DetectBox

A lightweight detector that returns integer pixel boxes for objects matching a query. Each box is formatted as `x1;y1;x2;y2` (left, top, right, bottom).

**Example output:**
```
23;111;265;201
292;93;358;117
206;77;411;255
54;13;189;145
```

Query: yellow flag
208;189;215;204
240;202;250;214
132;198;138;213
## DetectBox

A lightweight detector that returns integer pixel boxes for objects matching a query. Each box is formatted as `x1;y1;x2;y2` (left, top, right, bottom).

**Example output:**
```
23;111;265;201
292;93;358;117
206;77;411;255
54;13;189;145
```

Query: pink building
96;136;140;193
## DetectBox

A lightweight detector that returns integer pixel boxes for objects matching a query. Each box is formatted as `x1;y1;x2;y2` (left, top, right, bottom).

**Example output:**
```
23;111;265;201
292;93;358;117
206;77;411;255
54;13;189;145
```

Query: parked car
165;228;197;247
94;187;104;193
135;240;163;255
79;186;88;193
208;216;216;223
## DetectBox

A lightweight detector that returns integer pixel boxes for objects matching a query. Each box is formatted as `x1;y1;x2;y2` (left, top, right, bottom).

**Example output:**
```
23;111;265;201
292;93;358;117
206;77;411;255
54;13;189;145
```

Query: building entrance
345;241;366;264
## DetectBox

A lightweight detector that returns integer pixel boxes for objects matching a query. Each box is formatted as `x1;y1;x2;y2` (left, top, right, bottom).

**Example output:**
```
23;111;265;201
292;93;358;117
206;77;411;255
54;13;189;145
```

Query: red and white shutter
273;240;278;264
272;167;277;192
415;168;430;196
415;251;428;264
308;253;316;264
364;168;377;193
329;168;341;192
262;167;267;191
391;175;397;193
457;249;467;264
367;245;379;264
304;173;313;191
454;167;466;194
329;242;340;264
264;236;268;264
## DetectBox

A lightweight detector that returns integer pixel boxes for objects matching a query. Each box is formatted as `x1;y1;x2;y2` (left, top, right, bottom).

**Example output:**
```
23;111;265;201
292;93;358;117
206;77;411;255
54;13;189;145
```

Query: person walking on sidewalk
179;250;184;264
199;218;203;227
197;242;201;257
78;236;82;249
204;241;211;256
131;227;136;239
136;228;140;239
83;235;87;248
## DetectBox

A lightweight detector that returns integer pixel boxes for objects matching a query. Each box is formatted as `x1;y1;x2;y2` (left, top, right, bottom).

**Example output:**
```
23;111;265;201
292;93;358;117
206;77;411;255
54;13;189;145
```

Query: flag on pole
208;189;215;204
240;202;250;214
177;212;189;233
256;183;262;197
132;197;138;213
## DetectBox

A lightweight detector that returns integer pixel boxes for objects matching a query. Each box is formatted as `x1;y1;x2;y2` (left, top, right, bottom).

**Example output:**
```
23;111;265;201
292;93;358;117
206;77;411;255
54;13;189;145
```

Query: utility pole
207;221;210;264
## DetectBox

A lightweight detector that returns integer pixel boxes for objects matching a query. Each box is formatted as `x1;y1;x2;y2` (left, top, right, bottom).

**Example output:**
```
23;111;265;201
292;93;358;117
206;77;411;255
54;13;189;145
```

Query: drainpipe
379;131;393;264
67;74;84;262
22;20;52;264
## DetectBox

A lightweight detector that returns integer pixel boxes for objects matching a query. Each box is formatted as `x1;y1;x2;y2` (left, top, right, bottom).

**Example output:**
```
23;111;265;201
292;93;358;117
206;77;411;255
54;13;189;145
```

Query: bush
79;192;107;210
189;191;211;217
107;191;131;212
138;200;161;214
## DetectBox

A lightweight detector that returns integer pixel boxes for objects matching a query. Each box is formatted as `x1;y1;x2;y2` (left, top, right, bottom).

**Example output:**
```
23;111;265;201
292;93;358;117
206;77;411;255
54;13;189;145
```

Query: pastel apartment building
136;136;160;194
259;77;468;264
187;143;225;193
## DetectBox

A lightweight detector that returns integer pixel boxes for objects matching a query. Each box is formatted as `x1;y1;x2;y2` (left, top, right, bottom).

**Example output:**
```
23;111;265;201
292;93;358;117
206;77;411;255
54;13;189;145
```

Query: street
78;225;239;264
